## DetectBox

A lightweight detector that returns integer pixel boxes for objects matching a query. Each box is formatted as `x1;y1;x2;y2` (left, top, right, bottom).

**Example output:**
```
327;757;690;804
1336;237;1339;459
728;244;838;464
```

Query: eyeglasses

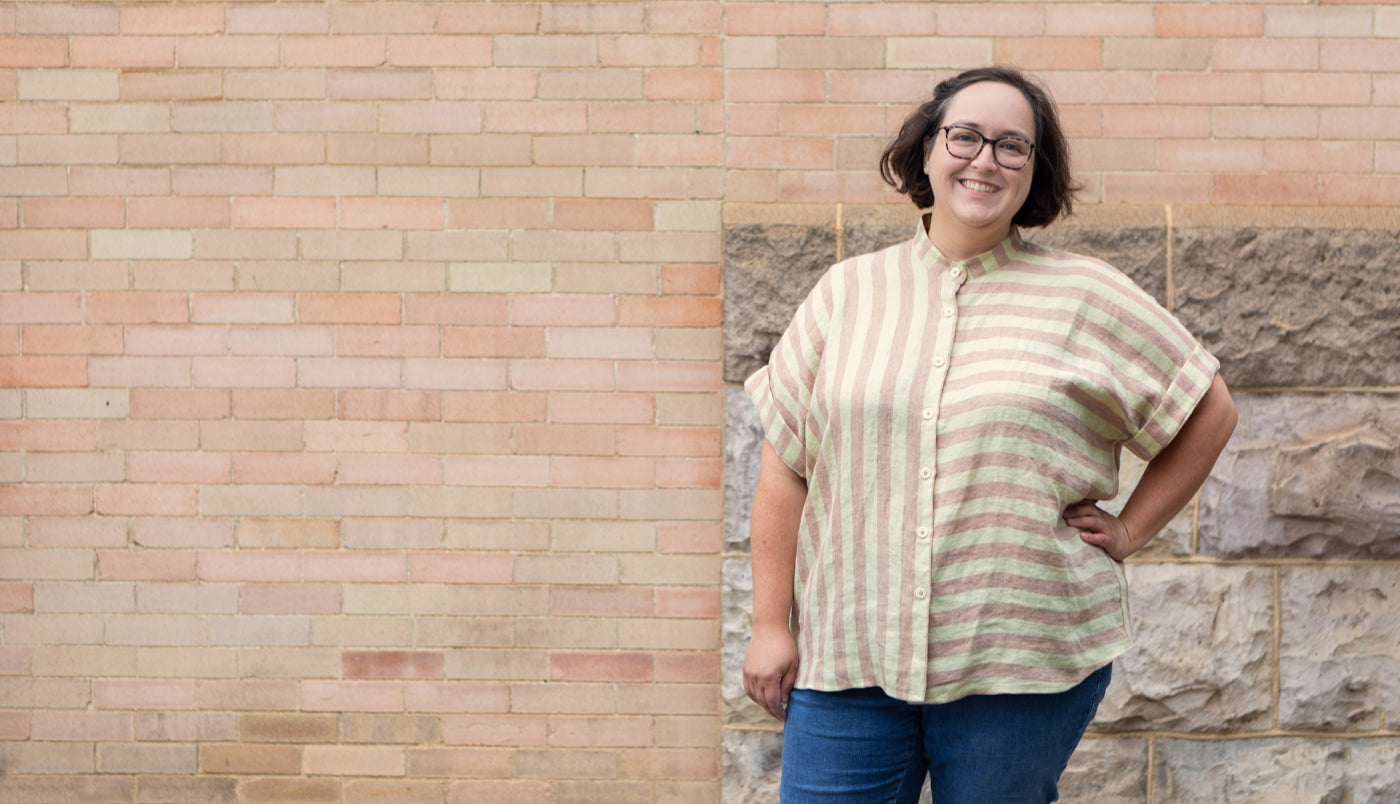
929;125;1035;170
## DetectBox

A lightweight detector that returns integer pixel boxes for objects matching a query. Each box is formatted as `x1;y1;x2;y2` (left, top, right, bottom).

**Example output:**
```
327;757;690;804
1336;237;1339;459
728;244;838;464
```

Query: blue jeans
779;664;1112;804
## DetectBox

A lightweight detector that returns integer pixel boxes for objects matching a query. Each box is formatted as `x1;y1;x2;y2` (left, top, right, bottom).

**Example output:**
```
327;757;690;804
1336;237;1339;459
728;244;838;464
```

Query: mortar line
1146;735;1156;804
835;202;845;262
1164;204;1175;313
1272;566;1282;732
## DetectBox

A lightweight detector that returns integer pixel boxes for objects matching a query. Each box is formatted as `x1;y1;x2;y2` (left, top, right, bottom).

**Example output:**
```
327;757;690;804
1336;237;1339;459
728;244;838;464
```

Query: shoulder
1008;236;1158;307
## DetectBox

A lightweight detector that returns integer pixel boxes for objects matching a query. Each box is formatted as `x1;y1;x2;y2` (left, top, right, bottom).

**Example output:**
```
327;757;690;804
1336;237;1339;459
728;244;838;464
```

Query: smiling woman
741;66;1238;803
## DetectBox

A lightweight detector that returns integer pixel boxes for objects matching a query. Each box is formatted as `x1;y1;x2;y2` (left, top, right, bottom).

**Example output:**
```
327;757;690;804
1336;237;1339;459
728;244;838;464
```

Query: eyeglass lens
943;126;1033;169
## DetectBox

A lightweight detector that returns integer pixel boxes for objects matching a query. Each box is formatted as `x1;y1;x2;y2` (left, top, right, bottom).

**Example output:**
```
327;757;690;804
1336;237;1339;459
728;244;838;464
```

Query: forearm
1118;373;1238;550
750;442;806;631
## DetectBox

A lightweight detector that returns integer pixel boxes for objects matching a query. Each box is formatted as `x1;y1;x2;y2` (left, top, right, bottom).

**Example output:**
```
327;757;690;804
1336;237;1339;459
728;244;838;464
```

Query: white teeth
962;180;997;193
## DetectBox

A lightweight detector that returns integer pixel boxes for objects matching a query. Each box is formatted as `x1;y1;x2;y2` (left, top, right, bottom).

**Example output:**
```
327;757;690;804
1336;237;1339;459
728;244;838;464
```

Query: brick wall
1;2;1396;803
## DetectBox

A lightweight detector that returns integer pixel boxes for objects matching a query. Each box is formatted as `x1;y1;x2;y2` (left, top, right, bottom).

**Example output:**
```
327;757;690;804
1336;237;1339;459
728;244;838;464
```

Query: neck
923;211;1009;263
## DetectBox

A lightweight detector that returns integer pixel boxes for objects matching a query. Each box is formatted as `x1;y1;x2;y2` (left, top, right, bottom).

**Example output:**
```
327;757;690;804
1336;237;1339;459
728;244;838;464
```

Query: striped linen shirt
745;220;1219;703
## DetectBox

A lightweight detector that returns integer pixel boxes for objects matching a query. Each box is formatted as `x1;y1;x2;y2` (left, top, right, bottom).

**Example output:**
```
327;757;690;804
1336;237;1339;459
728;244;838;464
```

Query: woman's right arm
742;441;807;721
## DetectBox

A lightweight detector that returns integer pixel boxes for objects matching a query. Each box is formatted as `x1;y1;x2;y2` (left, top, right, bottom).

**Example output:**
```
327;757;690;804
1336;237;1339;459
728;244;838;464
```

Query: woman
742;67;1237;802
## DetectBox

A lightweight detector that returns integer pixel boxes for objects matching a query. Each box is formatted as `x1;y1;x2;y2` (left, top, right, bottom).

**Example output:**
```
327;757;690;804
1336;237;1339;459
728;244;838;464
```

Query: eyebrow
947;120;1032;140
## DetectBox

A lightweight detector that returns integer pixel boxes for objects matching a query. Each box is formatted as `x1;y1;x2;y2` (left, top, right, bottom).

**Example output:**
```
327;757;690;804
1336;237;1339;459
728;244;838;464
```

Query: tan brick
134;711;237;741
32;645;136;677
136;646;239;678
242;778;341;803
341;713;442;744
445;650;548;682
240;713;339;743
200;744;301;775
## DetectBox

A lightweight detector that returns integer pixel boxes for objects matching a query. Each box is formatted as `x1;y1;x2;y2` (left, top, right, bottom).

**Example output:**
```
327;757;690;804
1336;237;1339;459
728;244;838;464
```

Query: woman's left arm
1066;372;1238;561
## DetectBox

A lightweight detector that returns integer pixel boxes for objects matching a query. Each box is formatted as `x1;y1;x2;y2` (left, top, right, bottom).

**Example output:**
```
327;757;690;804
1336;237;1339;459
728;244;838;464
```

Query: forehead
943;81;1035;134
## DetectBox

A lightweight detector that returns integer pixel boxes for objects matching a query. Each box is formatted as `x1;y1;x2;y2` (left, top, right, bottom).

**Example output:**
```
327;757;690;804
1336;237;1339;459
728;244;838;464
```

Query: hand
1064;500;1138;562
743;624;799;722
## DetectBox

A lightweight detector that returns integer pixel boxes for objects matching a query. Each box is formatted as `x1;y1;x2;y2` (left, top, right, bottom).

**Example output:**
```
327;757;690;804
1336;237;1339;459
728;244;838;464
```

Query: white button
922;408;934;420
944;307;955;317
919;467;932;479
950;266;962;277
914;587;928;600
917;526;930;539
933;356;946;368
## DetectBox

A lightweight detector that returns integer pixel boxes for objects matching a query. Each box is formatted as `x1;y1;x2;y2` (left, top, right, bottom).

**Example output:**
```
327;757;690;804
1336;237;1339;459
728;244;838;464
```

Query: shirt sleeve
1099;280;1220;462
743;269;835;479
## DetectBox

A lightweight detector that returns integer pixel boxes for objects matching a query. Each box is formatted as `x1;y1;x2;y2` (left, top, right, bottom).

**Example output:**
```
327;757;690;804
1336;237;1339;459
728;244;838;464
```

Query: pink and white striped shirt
745;221;1219;703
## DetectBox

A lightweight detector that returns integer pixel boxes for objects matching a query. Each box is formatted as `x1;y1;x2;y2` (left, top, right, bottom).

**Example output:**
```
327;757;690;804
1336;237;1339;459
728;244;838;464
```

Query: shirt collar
913;214;1024;280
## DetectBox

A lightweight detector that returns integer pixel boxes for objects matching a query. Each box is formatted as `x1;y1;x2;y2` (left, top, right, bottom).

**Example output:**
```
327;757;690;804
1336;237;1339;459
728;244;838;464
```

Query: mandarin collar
913;217;1024;280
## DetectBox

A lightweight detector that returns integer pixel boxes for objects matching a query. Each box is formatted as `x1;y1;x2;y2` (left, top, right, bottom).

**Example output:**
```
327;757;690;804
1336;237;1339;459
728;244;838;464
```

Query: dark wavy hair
879;67;1078;228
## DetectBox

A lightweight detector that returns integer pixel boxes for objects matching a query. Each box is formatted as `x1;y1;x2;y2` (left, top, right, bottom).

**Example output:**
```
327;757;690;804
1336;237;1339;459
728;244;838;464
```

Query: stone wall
720;204;1400;803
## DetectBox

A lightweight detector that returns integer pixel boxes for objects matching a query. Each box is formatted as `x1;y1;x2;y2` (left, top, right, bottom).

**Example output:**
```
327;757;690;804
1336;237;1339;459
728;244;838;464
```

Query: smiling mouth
960;179;998;193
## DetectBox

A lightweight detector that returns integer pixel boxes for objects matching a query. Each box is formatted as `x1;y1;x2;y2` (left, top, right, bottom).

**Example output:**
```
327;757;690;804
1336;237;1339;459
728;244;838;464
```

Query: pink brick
193;357;297;389
135;517;234;549
654;652;720;683
176;35;280;67
656;458;721;490
443;714;546;747
547;392;654;425
230;197;336;229
124;325;225;356
509;359;615;392
654;587;720;619
97;550;198;581
343;650;445;680
127;196;229;228
339;198;443;230
1;292;82;323
191;292;295;324
0;645;29;675
338;454;443;485
130;388;230;420
443;326;546;358
405;294;507;326
229;326;334;357
0;356;87;387
240;583;341;614
443;456;550;487
616;426;721;458
407;551;513;583
120;4;225;35
87;291;189;324
230;389;332;420
299;293;402;324
283;34;386;67
403;358;507;391
95;483;197;516
303;552;407;582
0;582;35;612
727;70;824;103
551;457;653;489
126;452;230;484
1212;173;1319;205
551;587;652;618
1321;176;1400;206
616;361;720;393
0;36;70;68
404;682;509;714
658;522;719;554
302;681;404;713
338;390;441;421
226;3;330;34
303;421;408;453
0;710;30;740
509;295;614;327
231;454;337;485
550;651;652;682
71;35;174;67
95;679;196;710
199;680;300;711
0;421;98;451
197;551;300;582
0;484;92;516
22;198;125;229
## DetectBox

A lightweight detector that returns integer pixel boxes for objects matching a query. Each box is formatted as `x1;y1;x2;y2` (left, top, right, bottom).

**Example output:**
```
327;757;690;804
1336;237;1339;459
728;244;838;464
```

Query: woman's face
923;80;1036;252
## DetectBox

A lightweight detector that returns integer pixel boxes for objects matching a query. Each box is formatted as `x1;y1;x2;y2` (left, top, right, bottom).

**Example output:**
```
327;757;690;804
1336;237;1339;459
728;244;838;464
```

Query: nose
969;142;998;170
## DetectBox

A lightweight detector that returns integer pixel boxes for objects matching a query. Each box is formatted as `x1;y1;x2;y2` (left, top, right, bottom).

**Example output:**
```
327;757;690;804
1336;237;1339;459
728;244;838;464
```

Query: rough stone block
1058;737;1148;803
1094;565;1273;732
720;557;768;728
1153;738;1358;803
1201;394;1400;559
720;730;782;804
722;223;835;383
1280;567;1400;731
1173;227;1400;387
723;387;763;554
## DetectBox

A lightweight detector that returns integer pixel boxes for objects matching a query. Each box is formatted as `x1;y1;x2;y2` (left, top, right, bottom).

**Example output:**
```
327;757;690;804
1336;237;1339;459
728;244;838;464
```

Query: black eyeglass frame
926;125;1037;171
